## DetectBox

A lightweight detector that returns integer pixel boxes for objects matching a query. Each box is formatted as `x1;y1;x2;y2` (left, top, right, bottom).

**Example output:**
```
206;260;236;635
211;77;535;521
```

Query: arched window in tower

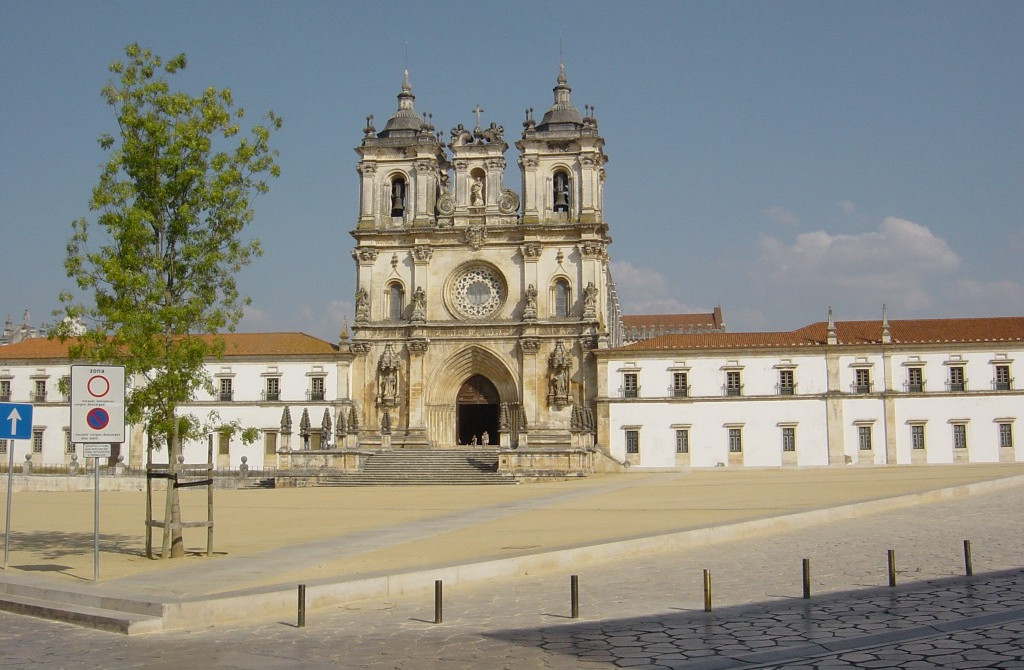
553;170;571;213
553;278;571;318
390;177;407;217
387;282;405;321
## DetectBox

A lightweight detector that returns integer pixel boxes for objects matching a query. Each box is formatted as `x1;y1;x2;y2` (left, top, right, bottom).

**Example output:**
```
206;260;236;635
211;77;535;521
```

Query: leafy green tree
59;44;280;557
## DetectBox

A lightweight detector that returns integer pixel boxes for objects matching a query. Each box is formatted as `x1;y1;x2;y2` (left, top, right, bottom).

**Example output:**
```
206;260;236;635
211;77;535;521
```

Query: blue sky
2;1;1022;341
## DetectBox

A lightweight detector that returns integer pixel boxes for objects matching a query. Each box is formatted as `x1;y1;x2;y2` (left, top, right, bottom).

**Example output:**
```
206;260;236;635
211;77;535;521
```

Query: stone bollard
239;456;249;479
115;454;126;476
22;454;32;475
68;454;80;475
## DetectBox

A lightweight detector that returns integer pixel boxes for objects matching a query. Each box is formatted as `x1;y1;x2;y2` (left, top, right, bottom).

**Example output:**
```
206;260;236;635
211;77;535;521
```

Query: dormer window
553;170;570;213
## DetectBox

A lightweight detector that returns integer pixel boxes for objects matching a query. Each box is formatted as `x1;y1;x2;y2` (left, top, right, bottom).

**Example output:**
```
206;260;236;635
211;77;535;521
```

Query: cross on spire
472;105;485;130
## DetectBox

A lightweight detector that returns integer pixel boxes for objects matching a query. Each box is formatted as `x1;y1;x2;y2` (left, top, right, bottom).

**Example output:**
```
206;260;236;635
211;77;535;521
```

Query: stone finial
881;304;891;344
826;306;838;345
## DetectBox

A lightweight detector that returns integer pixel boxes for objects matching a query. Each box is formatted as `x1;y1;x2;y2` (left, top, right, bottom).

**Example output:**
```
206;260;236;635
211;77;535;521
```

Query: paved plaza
2;467;1024;668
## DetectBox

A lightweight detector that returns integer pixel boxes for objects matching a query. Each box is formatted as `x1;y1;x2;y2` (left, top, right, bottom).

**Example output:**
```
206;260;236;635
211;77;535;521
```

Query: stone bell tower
348;67;612;457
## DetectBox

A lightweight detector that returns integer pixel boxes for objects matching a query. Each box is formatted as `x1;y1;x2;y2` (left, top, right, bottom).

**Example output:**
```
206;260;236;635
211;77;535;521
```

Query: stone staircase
317;449;516;486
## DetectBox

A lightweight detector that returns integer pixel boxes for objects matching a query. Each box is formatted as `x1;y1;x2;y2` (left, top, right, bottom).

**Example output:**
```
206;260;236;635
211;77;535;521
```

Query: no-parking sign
70;365;125;443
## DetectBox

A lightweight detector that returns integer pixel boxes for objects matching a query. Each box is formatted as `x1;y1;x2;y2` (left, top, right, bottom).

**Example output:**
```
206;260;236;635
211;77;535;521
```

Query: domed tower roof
536;64;582;132
378;70;423;138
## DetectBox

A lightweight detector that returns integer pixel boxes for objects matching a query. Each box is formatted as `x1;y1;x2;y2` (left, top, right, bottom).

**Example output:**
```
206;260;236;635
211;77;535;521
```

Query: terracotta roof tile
0;332;338;361
609;316;1024;352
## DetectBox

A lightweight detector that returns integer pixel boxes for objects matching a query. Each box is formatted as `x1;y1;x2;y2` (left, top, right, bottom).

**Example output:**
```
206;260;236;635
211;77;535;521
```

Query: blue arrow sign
0;402;33;440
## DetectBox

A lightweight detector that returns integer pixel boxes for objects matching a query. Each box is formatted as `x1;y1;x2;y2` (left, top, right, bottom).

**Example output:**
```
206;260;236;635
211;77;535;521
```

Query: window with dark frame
953;423;967;449
728;427;742;453
778;369;795;395
310;376;326;401
999;423;1013;449
858;425;872;451
219;377;233;402
265;377;280;402
32;428;44;453
994;365;1011;391
948;366;965;392
782;426;796;452
672;372;688;397
725;370;741;396
625;430;639;454
854;368;871;394
907;367;923;393
623;373;638;398
675;429;689;453
911;424;925;450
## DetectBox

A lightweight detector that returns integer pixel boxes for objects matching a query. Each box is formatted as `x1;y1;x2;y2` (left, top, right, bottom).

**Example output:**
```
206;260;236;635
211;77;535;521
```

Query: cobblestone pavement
2;483;1023;669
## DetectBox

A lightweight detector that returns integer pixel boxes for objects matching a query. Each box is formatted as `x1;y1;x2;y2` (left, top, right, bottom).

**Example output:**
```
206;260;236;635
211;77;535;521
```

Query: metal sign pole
93;455;100;581
2;440;14;568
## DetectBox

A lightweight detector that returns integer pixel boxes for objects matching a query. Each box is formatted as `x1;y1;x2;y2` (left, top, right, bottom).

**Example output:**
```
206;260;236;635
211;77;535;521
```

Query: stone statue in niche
583;281;598;319
523;284;538;320
470;177;484;207
411;286;426;322
355;288;369;322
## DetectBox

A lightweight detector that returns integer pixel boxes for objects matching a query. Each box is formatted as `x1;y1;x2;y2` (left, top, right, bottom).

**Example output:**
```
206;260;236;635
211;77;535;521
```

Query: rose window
452;266;504;319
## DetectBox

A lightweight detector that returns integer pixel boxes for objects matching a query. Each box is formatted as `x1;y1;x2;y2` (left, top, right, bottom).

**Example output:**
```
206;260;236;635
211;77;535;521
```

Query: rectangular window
623;373;638;398
672;372;688;398
310;377;325;401
33;379;46;403
219;378;233;402
65;430;75;455
625;430;639;454
32;428;44;453
782;426;796;452
0;380;9;402
999;423;1013;449
948;366;965;392
0;439;7;455
728;427;742;452
994;365;1011;391
911;425;925;450
854;369;871;394
906;367;924;393
725;371;742;396
778;370;795;395
265;377;280;402
675;429;689;453
858;425;872;451
953;423;967;449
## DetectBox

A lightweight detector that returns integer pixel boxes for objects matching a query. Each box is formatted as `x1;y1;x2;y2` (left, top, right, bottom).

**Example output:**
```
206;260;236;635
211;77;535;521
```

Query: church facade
345;68;614;454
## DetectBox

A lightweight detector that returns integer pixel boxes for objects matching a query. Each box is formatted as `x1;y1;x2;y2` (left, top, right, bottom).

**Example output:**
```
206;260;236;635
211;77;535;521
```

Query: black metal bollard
963;540;974;576
434;579;443;624
570;575;579;619
887;549;896;587
703;569;712;612
802;558;811;599
298;584;306;628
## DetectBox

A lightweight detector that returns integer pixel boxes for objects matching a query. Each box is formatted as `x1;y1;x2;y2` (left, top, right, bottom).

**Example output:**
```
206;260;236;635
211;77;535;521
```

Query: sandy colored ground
2;463;1023;586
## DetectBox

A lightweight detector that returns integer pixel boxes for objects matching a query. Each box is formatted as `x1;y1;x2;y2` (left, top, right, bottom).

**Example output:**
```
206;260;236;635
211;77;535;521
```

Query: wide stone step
0;593;164;635
316;450;515;486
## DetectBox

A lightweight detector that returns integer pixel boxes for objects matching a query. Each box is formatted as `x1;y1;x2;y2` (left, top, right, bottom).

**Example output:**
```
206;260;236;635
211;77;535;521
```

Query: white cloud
838;200;856;214
951;279;1024;314
611;260;707;315
761;206;800;227
756;216;960;314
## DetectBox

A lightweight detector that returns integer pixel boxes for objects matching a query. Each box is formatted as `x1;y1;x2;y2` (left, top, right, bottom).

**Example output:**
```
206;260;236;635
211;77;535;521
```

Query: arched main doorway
457;374;499;446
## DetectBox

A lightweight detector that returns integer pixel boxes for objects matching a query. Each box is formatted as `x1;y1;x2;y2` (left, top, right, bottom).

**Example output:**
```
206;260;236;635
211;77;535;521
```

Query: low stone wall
498;448;594;477
277;449;369;472
0;475;149;493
